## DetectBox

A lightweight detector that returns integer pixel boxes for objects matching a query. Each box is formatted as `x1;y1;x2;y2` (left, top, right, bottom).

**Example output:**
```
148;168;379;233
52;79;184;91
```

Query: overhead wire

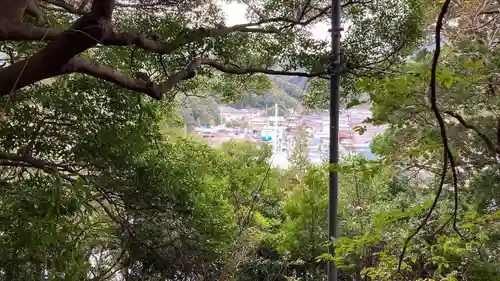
237;79;309;235
231;73;323;281
236;26;334;234
218;78;310;281
236;14;347;236
219;15;335;281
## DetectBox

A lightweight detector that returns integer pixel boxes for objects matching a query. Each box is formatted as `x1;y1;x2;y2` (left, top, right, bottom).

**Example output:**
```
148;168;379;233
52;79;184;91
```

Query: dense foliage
4;0;500;281
179;78;304;126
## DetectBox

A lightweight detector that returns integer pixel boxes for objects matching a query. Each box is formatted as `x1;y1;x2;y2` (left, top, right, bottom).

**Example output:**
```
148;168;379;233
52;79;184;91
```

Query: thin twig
2;28;51;116
445;110;500;154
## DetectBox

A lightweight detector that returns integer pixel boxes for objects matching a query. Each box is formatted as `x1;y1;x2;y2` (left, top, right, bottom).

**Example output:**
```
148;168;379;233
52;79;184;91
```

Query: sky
222;3;331;40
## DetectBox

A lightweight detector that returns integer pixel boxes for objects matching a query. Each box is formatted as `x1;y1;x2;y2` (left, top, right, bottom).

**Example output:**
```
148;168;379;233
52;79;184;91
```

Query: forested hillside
3;0;500;281
180;75;307;125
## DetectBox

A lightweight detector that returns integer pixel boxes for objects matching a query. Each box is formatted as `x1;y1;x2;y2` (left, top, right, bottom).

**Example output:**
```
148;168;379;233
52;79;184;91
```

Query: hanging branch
445;110;500;154
397;0;462;273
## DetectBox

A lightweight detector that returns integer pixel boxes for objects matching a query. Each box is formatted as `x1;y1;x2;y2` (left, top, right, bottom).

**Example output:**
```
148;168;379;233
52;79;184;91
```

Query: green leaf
315;253;335;263
443;77;453;88
353;125;367;135
346;99;362;109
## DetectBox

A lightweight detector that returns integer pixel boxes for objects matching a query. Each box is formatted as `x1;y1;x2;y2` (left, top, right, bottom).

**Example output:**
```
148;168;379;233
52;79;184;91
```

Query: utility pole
328;0;342;279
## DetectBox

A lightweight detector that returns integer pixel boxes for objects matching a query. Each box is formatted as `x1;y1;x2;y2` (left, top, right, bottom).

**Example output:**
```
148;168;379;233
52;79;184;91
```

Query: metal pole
328;0;341;279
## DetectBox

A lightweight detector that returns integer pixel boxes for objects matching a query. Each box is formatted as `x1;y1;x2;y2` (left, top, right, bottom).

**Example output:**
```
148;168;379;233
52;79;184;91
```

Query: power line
236;25;339;232
237;80;309;234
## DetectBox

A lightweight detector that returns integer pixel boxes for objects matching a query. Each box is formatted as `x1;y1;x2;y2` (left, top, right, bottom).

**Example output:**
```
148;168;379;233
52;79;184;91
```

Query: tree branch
64;57;202;100
0;0;374;98
42;0;85;15
69;57;334;99
497;118;500;148
1;45;332;101
101;23;279;54
26;0;46;23
202;59;331;77
0;0;115;96
0;151;74;173
397;0;461;273
0;0;29;23
0;23;61;41
0;21;279;54
76;54;325;100
445;111;500;154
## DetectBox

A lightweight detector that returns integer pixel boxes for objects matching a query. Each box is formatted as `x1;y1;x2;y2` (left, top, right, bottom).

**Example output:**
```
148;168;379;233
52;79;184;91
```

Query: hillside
179;76;310;125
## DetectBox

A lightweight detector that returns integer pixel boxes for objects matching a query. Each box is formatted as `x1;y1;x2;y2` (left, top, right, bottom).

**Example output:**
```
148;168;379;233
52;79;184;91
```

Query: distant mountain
269;76;309;99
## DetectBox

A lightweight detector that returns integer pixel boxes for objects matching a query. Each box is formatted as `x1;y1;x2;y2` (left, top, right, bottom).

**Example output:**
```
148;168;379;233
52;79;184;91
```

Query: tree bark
0;0;335;98
0;0;114;96
0;0;29;23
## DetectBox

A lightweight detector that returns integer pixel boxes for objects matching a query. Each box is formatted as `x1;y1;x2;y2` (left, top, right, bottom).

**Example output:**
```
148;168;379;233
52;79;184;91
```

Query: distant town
189;104;385;168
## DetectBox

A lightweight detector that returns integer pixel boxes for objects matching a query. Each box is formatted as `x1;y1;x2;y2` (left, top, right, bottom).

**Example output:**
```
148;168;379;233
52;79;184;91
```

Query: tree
6;1;486;281
335;1;500;279
234;1;500;280
289;123;310;174
0;70;283;280
0;0;425;101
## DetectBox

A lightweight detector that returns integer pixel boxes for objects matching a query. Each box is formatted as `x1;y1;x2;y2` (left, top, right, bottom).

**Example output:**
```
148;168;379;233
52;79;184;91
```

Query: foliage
289;124;310;174
233;2;500;281
178;84;302;126
0;74;279;280
9;1;500;281
326;1;500;280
